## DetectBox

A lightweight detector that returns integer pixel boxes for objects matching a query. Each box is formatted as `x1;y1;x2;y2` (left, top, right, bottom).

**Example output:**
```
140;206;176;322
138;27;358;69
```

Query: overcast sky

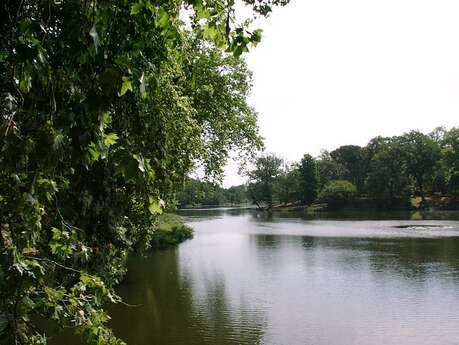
222;0;459;187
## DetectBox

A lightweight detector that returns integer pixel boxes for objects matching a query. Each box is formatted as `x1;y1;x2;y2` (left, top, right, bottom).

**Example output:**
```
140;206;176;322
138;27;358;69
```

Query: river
97;209;459;345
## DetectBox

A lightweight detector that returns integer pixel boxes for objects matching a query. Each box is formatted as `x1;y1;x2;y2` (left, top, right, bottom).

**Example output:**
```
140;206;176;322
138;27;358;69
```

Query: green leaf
148;196;163;215
100;111;113;130
130;2;144;15
119;76;133;96
250;29;263;46
104;133;119;147
88;142;101;162
158;8;171;29
51;228;61;240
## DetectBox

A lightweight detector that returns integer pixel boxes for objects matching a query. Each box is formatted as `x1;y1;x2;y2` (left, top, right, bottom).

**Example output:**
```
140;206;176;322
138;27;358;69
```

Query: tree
274;165;301;205
247;154;284;209
318;180;357;210
316;151;349;190
442;128;459;196
0;1;289;344
225;185;249;205
429;126;448;145
399;131;441;201
365;138;411;205
298;154;319;205
329;145;366;193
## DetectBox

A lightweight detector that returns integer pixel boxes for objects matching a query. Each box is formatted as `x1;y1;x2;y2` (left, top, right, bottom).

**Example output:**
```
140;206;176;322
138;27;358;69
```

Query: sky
222;0;459;187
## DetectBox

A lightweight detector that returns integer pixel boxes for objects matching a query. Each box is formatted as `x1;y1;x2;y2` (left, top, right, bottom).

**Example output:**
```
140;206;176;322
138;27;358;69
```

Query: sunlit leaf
119;76;133;96
148;196;162;215
104;133;119;147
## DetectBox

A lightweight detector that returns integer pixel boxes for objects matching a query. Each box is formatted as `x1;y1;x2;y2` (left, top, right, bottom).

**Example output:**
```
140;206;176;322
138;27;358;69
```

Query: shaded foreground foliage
0;0;289;344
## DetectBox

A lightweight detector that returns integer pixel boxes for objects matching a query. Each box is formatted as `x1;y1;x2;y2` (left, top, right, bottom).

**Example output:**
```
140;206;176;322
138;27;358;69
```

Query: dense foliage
318;180;357;210
177;178;248;207
298;154;319;205
246;127;459;210
0;0;289;344
247;154;283;208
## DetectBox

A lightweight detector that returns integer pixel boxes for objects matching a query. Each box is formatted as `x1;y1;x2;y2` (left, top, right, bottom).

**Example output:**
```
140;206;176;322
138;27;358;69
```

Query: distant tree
177;179;249;207
442;128;459;196
318;180;357;210
225;185;249;205
429;126;448;146
443;128;459;172
365;138;411;203
316;151;349;190
247;154;284;209
330;145;366;193
399;131;441;201
274;165;301;205
298;154;319;204
449;172;459;197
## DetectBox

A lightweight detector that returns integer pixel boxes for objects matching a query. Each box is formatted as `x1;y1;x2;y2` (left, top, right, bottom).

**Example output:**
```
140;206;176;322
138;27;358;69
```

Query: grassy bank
150;214;194;250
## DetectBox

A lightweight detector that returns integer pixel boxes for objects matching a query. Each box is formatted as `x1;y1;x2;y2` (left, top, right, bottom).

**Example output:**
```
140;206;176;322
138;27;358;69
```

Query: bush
149;214;194;249
319;180;357;210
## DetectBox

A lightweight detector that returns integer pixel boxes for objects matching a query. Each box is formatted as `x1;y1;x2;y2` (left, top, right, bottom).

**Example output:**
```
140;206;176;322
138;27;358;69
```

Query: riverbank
150;214;193;250
270;196;459;212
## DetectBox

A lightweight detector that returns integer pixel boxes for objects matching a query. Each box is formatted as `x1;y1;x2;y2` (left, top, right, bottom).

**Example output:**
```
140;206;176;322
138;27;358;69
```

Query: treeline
178;178;248;207
247;127;459;210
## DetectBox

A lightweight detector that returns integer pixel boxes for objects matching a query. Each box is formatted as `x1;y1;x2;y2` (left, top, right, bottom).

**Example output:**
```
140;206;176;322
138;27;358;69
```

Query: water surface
104;209;459;345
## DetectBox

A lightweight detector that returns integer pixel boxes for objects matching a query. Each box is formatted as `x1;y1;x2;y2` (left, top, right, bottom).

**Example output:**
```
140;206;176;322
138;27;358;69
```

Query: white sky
222;0;459;187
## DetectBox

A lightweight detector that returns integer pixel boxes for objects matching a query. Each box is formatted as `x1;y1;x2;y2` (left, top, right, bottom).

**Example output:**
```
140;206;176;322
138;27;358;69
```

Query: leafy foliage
318;180;357;210
298;154;319;205
177;178;248;207
0;0;289;344
398;131;441;200
247;154;283;209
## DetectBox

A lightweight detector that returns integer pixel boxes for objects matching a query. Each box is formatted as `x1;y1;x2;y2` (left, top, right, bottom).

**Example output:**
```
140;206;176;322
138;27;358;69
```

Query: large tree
399;131;441;201
365;137;411;204
316;150;349;190
329;145;366;192
247;154;283;209
0;1;288;344
298;154;319;205
274;164;301;205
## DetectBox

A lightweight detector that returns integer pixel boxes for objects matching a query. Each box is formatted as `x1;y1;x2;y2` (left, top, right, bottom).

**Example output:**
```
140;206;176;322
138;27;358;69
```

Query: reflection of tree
105;248;266;345
249;231;459;283
189;276;266;345
303;236;459;281
248;209;459;221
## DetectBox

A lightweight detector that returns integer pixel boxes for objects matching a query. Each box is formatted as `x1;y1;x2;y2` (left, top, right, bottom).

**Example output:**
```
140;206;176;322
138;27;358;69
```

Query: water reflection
177;207;459;221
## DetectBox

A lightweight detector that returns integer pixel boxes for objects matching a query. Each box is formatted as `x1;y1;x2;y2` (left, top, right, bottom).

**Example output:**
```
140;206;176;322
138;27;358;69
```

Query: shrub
319;180;357;210
150;214;194;249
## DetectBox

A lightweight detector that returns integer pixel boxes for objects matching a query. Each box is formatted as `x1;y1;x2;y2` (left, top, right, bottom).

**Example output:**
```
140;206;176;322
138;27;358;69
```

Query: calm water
64;209;459;345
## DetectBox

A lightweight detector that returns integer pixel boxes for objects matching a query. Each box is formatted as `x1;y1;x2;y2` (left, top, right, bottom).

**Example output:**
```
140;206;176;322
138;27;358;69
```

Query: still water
109;209;459;345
